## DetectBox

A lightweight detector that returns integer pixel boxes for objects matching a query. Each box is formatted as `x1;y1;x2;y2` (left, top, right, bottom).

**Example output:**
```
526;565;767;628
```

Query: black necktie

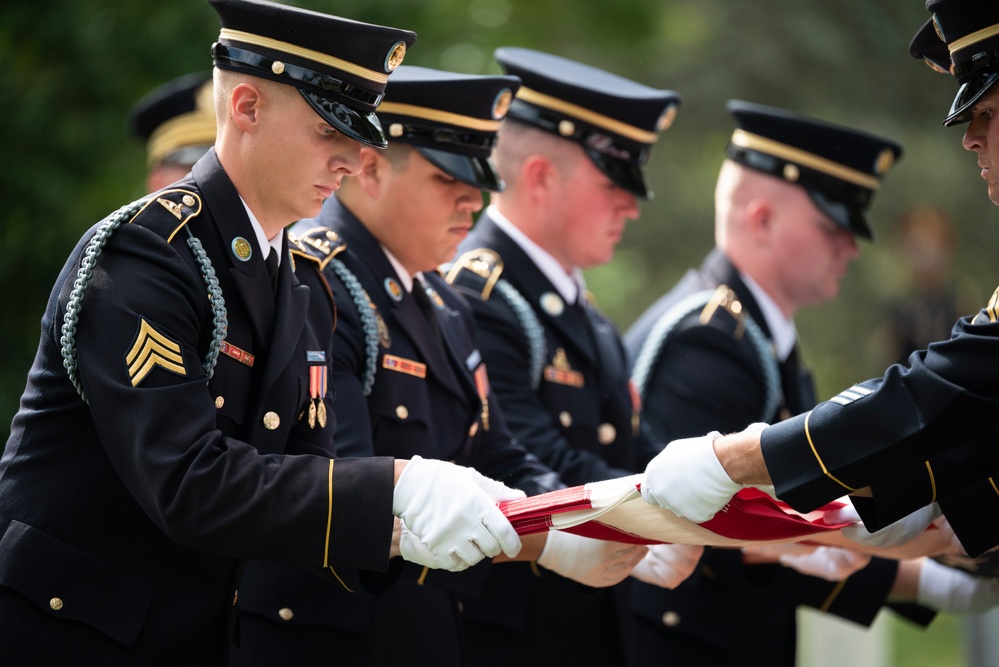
265;251;279;295
411;284;442;344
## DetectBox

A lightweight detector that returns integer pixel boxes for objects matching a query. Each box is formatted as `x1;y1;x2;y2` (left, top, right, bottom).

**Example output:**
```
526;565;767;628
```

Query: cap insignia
932;14;945;42
657;105;678;132
232;237;252;261
493;89;513;120
386;41;407;72
874;148;895;176
271;61;286;75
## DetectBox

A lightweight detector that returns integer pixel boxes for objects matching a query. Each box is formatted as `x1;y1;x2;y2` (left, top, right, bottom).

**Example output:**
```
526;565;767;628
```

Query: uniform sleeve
852;430;999;531
761;311;999;512
465;292;630;485
74;223;393;571
938;478;999;557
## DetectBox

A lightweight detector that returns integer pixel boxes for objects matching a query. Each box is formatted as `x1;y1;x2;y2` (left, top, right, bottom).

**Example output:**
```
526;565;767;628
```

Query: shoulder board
289;226;347;271
698;284;746;340
127;189;202;243
444;248;504;300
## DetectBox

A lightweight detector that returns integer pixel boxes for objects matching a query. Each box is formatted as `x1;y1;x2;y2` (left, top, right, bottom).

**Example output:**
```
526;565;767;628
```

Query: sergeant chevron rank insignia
125;318;187;386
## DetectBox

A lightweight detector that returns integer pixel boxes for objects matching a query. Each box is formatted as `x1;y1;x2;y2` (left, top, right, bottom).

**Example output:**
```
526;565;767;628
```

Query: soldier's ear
745;198;772;235
355;147;385;195
229;82;263;131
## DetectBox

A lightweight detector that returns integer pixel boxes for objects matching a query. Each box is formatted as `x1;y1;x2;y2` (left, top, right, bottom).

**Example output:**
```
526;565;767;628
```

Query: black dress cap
208;0;416;147
493;47;680;199
913;0;999;125
377;66;521;192
909;18;953;76
725;100;902;240
129;72;216;167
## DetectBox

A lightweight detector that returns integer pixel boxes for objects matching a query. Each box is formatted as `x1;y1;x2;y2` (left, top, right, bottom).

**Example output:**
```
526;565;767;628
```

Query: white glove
777;546;872;582
642;431;741;523
917;558;999;614
537;531;648;588
829;502;941;549
630;544;704;589
393;456;525;571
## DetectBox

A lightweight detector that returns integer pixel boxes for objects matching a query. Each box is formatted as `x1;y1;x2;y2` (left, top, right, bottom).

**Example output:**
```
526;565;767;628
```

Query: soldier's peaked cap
209;0;416;148
377;66;521;192
725;100;902;241
910;0;999;126
129;72;216;167
494;47;680;200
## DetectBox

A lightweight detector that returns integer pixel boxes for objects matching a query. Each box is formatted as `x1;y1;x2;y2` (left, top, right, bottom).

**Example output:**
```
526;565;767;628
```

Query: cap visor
806;189;874;241
944;73;999;126
416;147;504;192
585;150;651;199
299;89;387;148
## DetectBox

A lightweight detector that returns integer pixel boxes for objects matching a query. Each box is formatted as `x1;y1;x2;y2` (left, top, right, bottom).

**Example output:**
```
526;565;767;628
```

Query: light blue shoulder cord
327;257;378;396
493;279;546;390
630;289;781;422
60;197;228;403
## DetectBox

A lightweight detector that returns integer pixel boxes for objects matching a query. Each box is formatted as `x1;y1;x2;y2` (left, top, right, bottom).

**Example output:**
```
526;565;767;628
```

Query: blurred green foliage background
1;0;993;662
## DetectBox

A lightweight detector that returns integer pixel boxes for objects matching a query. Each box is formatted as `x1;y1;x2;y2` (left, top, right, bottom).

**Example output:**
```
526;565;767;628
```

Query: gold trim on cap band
148;112;217;166
948;22;999;54
515;86;660;144
375;102;502;132
731;129;881;190
219;28;389;84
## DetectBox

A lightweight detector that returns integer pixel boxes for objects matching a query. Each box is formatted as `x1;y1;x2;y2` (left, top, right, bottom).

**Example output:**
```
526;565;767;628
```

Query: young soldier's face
556;152;641;270
962;84;999;207
376;150;484;274
253;87;362;224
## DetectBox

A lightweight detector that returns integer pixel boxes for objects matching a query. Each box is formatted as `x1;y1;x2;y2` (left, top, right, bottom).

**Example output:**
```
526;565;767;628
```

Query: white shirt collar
381;245;415;292
240;198;282;265
740;271;797;361
488;205;585;303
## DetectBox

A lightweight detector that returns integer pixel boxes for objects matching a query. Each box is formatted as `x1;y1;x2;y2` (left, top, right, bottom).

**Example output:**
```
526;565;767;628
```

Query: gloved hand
537;531;648;588
828;502;941;549
777;546;872;582
393;456;525;571
917;557;999;614
641;431;741;523
630;544;705;589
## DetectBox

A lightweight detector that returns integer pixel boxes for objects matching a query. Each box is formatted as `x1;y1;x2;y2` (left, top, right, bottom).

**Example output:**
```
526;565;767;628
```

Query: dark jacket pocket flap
0;520;155;646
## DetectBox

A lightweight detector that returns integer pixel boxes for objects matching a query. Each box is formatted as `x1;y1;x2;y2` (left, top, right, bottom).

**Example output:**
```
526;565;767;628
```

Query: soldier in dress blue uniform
446;48;701;667
625;101;949;666
129;71;217;194
642;0;999;571
235;65;653;667
0;1;528;662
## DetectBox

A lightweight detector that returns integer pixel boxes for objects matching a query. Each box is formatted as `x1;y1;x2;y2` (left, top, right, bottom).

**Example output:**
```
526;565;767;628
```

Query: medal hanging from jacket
474;364;490;431
307;351;328;429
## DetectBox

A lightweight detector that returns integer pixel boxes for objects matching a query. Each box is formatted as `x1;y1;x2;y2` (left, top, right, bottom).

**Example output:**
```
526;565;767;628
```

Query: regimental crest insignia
125;318;187;386
543;347;584;388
